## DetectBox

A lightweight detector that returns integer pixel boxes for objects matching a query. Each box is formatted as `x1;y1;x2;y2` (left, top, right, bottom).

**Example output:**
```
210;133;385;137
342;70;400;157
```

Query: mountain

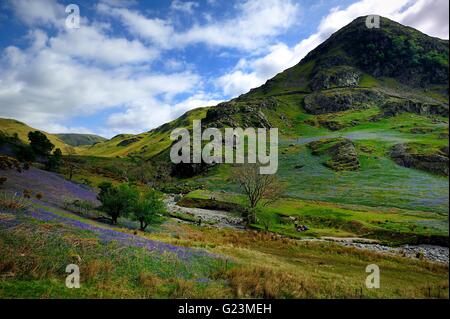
55;133;107;146
82;16;448;161
0;118;75;154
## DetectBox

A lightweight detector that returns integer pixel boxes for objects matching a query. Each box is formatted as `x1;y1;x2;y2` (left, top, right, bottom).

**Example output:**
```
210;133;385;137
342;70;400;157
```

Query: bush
45;148;62;171
64;199;97;216
23;189;32;199
131;189;166;231
0;177;7;186
35;193;43;200
0;155;22;172
0;191;29;212
97;182;138;224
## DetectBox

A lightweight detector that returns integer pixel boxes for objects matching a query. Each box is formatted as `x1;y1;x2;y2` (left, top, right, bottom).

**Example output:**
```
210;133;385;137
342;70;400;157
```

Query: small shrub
35;193;43;200
0;191;29;212
23;189;32;199
63;199;98;217
168;278;197;298
0;155;22;172
416;250;425;260
139;272;163;296
0;176;7;186
81;178;92;187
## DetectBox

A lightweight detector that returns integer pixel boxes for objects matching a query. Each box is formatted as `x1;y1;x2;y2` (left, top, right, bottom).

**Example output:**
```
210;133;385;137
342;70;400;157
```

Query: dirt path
294;131;412;145
164;195;244;229
165;196;448;264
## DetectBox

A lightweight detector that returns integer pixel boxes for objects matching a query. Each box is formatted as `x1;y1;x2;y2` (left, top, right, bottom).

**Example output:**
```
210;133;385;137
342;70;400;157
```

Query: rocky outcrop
381;98;449;117
116;137;142;147
205;99;274;128
303;88;384;114
310;66;361;91
390;143;449;176
308;138;360;171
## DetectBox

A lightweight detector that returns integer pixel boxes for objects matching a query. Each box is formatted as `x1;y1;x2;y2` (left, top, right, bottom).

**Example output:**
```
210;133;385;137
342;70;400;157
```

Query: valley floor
0;167;448;298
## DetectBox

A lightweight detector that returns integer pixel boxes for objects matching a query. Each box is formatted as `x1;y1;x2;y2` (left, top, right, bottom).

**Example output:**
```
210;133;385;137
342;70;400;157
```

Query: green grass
0;118;75;154
2;206;448;299
184;188;448;243
79;107;209;158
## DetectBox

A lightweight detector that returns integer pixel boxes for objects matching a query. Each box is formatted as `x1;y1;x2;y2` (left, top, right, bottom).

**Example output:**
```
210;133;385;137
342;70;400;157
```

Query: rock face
116;137;142;147
303;88;384;114
390;144;449;176
308;138;360;171
381;98;449;117
310;66;361;91
205;99;275;128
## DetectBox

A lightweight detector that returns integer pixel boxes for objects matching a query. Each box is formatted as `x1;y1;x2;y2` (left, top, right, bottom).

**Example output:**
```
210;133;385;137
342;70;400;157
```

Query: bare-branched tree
231;163;284;224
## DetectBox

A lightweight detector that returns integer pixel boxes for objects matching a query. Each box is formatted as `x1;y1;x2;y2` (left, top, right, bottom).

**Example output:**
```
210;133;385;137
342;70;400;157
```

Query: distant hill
0;118;75;154
55;133;107;146
76;107;209;157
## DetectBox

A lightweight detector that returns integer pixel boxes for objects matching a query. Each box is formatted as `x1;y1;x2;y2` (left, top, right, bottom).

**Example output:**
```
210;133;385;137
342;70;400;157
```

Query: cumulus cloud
170;0;199;14
10;0;65;27
97;3;175;48
0;0;201;136
217;0;449;97
49;25;158;65
101;0;300;51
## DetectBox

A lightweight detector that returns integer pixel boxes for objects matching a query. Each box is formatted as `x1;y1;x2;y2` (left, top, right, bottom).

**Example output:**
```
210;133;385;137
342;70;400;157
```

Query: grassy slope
183;189;448;243
0;118;75;154
78;107;209;157
55;134;107;147
1;199;447;298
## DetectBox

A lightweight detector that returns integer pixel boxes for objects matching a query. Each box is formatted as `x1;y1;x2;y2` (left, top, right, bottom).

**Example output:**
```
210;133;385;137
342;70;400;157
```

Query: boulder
390;143;449;176
308;138;360;171
303;88;384;114
381;98;449;117
310;66;361;91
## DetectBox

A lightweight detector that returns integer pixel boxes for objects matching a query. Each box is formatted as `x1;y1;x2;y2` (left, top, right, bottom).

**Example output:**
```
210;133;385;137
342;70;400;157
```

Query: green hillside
0;118;75;154
78;107;209;157
55;133;107;146
6;16;447;217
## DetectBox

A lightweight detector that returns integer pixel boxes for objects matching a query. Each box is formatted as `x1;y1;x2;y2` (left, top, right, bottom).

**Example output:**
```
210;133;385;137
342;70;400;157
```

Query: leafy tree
16;145;35;163
97;182;138;224
131;189;166;231
28;131;54;156
45;148;62;171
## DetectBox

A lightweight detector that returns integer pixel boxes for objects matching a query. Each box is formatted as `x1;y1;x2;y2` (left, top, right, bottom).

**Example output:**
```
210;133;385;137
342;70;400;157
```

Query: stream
165;195;449;264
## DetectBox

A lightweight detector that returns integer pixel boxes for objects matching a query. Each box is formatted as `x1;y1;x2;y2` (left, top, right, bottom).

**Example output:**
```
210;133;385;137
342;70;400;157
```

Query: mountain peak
244;16;448;100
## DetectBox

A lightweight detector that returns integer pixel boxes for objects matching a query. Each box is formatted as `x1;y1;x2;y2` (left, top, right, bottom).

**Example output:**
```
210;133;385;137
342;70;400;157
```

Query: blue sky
0;0;448;137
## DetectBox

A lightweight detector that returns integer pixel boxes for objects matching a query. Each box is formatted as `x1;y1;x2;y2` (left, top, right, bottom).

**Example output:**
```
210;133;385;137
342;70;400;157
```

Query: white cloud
49;25;158;65
170;0;199;14
98;4;175;48
0;13;200;137
10;0;65;27
101;0;300;51
216;0;449;97
393;0;449;39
